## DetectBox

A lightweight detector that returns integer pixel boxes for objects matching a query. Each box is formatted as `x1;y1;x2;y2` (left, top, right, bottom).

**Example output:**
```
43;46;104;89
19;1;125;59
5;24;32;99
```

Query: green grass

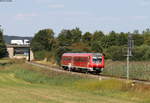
0;58;12;66
0;59;150;103
14;67;84;86
35;60;150;81
103;60;150;80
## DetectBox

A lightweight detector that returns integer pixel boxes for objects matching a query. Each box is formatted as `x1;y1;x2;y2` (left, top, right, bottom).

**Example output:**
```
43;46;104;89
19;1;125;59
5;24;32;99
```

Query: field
103;60;150;81
35;60;150;81
0;59;150;103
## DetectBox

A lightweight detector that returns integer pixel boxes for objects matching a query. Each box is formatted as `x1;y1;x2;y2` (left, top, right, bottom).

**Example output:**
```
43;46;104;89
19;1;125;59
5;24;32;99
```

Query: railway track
26;61;150;85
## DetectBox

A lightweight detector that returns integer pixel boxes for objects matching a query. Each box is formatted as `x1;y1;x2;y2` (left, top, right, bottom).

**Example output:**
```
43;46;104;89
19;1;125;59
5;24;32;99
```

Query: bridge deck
6;44;30;48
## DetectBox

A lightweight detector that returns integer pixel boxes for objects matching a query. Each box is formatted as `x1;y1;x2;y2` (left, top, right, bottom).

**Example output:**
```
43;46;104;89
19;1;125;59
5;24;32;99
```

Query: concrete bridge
6;44;34;61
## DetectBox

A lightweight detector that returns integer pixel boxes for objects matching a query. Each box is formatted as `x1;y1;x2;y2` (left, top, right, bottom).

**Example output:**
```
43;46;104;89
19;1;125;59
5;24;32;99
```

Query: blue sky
0;0;150;36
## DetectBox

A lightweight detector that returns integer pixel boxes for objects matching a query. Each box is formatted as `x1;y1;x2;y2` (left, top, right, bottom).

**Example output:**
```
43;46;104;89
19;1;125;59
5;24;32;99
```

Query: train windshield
93;57;102;64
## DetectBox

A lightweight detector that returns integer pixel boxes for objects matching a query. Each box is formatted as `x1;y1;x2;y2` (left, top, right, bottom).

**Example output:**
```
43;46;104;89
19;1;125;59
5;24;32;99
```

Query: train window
63;57;71;61
80;58;88;62
74;57;80;61
74;57;88;62
93;58;102;63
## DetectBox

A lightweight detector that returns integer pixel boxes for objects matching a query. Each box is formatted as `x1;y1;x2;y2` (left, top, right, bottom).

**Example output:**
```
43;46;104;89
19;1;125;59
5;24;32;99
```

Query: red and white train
61;53;105;73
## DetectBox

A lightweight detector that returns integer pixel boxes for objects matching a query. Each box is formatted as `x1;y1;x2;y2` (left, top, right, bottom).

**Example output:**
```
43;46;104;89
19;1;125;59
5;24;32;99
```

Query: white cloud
15;13;37;20
48;4;65;9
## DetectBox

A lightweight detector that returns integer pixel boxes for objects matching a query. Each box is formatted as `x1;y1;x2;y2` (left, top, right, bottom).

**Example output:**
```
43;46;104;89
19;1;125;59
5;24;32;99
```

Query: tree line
30;28;150;64
0;27;150;63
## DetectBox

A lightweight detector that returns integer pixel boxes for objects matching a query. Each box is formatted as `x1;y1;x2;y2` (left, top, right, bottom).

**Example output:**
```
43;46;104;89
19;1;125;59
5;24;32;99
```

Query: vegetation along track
27;62;150;85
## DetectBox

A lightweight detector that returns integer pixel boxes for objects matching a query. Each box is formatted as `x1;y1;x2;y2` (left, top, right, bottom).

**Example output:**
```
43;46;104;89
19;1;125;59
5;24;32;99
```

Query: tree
143;28;150;45
92;31;104;41
0;29;7;58
107;31;118;46
105;46;126;61
57;27;82;46
68;42;91;53
131;45;150;61
132;34;144;46
57;29;72;46
91;42;103;53
70;27;82;43
100;35;109;48
31;29;55;52
91;31;105;52
82;32;92;46
117;32;128;46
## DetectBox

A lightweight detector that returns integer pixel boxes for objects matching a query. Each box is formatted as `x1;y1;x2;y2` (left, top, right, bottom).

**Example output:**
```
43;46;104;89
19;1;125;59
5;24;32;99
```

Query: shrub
105;46;126;61
34;50;46;60
131;45;150;61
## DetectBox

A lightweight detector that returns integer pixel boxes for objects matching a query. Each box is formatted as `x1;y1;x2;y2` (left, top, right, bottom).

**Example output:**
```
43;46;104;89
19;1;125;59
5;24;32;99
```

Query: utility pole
127;33;134;80
127;47;129;80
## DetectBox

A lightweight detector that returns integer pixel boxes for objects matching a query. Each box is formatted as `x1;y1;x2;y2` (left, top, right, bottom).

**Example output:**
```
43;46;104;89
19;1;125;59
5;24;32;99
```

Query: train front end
90;53;105;73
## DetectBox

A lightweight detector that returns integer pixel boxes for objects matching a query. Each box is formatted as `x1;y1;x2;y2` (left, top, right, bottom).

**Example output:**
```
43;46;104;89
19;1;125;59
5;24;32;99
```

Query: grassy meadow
0;59;150;103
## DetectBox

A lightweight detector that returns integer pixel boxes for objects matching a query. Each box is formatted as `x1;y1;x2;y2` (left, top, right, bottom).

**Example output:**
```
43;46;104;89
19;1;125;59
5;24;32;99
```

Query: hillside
0;59;150;103
3;35;32;44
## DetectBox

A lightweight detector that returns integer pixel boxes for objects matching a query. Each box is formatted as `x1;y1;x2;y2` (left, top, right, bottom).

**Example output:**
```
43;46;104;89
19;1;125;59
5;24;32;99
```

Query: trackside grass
0;59;150;103
34;60;150;81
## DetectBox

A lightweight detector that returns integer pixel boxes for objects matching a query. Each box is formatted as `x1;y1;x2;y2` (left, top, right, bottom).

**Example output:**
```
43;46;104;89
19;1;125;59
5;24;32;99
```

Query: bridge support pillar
7;47;14;59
